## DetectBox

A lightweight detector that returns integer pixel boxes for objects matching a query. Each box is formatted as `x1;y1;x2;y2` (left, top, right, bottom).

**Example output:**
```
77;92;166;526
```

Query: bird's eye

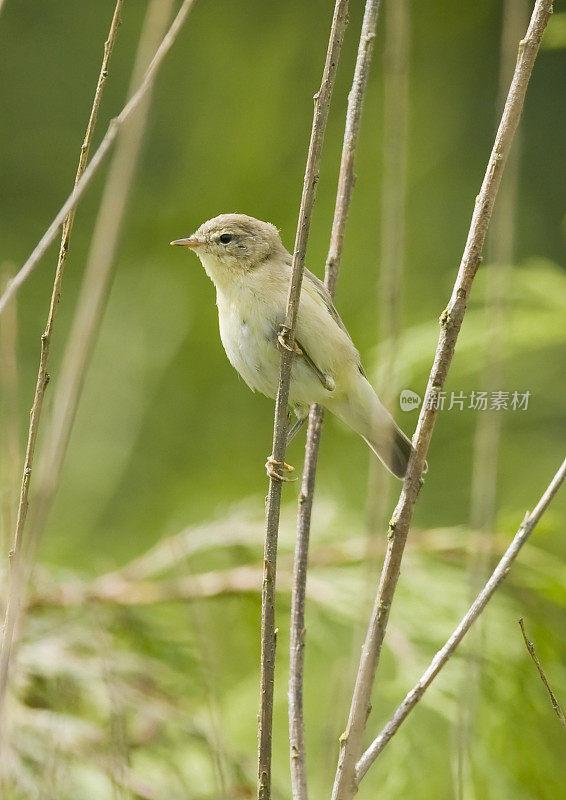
219;233;233;244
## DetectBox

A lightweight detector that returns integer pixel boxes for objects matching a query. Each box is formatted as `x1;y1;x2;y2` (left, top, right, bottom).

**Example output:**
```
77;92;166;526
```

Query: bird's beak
169;236;203;249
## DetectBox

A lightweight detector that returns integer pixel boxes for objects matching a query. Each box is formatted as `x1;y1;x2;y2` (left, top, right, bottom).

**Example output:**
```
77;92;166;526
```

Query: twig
365;0;410;542
288;3;383;799
0;0;198;318
331;2;554;797
258;3;350;798
3;0;123;623
27;0;177;562
324;0;383;298
0;0;188;739
289;410;324;800
469;0;527;541
355;457;566;779
0;0;124;742
518;618;566;729
457;2;527;794
376;0;409;376
0;267;20;557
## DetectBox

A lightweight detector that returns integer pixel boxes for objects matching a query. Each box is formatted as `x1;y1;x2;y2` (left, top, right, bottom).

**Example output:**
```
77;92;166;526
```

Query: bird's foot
277;325;302;355
265;455;297;482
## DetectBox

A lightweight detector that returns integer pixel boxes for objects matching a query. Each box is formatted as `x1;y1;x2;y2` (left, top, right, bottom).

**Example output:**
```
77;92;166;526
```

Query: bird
171;213;417;481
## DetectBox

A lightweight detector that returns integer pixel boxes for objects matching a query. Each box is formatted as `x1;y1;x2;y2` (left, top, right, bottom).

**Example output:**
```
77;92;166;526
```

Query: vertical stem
0;0;198;760
331;2;553;797
287;3;383;799
0;0;198;318
366;0;410;540
30;0;175;541
0;0;124;747
258;4;351;798
288;407;324;800
0;268;20;557
470;0;527;552
456;2;527;797
7;0;124;577
377;0;410;375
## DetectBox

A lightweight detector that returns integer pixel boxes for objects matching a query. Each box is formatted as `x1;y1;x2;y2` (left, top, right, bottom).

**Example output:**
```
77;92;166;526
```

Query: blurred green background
0;1;565;798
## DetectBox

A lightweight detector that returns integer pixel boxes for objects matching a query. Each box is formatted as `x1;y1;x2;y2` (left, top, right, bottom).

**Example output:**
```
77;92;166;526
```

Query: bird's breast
216;286;281;398
214;273;345;409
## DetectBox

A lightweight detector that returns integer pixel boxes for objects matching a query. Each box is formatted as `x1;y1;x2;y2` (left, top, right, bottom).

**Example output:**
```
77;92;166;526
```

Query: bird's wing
303;269;349;334
302;269;366;378
294;336;336;391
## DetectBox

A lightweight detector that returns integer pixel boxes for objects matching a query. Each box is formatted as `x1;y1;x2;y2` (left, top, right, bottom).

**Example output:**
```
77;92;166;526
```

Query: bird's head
171;214;288;286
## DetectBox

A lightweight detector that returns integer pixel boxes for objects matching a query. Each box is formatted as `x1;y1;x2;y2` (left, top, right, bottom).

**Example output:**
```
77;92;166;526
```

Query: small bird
171;214;416;480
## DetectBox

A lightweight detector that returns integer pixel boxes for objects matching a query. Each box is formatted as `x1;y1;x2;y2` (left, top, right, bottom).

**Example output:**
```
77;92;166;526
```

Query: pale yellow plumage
171;213;415;478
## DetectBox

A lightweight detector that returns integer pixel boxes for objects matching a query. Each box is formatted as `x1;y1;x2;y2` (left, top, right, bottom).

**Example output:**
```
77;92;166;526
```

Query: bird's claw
277;325;302;355
265;455;297;482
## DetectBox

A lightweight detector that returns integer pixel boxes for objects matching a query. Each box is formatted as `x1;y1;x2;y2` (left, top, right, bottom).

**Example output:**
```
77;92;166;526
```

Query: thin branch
457;2;527;794
469;0;527;540
355;457;566;779
518;618;566;729
4;0;124;625
0;0;124;741
0;0;198;318
258;3;350;798
365;0;410;542
28;0;177;553
288;3;383;799
0;0;187;738
332;2;554;797
289;409;323;800
376;0;409;374
324;0;383;297
0;267;20;557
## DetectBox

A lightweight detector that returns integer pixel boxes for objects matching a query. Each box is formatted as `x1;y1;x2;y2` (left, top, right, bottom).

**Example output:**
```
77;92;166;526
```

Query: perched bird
171;214;416;480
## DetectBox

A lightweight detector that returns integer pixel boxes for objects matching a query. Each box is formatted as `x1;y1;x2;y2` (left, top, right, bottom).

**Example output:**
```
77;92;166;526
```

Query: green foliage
0;0;565;798
543;11;566;49
3;500;566;798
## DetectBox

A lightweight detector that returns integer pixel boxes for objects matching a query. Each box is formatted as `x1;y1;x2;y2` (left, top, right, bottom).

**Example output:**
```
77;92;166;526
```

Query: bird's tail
362;423;414;480
326;375;421;480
